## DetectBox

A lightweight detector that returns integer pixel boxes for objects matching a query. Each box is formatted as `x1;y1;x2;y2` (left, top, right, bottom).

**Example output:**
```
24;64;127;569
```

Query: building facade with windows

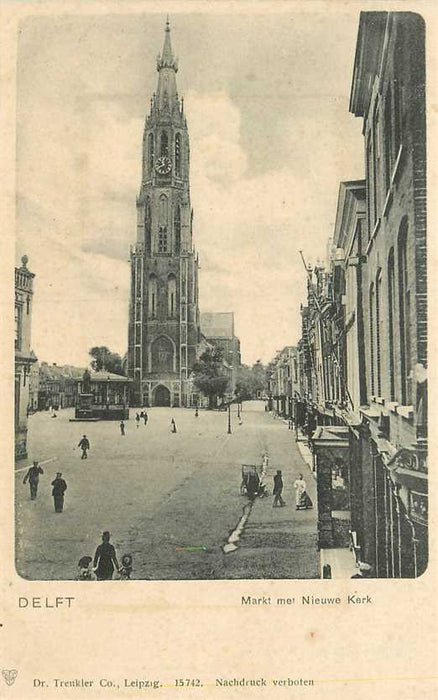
267;346;299;418
38;363;85;410
127;21;200;408
350;11;427;577
15;256;36;460
290;12;427;577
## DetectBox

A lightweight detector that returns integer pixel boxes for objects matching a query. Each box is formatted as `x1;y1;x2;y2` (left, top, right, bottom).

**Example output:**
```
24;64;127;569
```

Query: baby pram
240;465;268;499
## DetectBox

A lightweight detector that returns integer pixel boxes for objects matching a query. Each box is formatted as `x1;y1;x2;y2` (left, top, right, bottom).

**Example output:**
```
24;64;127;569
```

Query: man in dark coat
23;460;44;500
51;472;67;512
78;435;90;459
273;469;286;507
120;420;125;436
93;531;120;581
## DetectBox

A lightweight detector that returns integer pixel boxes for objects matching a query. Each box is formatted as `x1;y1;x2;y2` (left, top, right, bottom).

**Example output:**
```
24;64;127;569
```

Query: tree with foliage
191;347;230;409
89;346;124;376
235;360;268;400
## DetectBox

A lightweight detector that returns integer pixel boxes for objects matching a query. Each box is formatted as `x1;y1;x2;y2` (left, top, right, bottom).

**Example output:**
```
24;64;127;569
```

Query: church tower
128;20;200;407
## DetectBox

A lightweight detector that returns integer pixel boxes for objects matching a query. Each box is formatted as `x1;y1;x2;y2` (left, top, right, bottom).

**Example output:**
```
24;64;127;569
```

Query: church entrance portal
154;385;171;407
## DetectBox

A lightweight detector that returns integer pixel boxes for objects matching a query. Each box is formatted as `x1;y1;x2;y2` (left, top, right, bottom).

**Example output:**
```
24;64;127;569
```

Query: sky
16;11;364;367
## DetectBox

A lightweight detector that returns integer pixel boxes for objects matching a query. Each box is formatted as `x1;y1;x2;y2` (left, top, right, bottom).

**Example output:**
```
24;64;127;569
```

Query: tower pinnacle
157;17;178;71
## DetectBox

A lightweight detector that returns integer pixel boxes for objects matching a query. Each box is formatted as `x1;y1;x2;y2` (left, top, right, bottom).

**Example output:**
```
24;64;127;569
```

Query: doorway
154;385;171;407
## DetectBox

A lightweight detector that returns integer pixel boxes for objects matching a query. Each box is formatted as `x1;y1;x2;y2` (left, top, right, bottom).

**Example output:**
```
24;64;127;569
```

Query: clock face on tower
155;156;172;175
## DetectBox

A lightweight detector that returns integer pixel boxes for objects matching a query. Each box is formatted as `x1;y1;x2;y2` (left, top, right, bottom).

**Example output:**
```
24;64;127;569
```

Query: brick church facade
127;21;201;407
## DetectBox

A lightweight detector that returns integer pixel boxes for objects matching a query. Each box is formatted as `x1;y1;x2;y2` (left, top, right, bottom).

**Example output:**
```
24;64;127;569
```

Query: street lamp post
226;395;233;434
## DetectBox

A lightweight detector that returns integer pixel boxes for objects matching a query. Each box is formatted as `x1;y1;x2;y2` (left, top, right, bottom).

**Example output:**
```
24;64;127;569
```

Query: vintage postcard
1;0;436;698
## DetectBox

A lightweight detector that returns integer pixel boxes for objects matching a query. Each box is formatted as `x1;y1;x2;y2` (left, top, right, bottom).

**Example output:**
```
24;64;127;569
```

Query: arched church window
160;131;169;157
158;195;168;253
145;198;152;254
168;274;176;318
148;275;157;318
159;194;168;225
174;205;181;254
151;335;174;373
148;133;154;174
175;133;182;177
158;227;168;253
135;258;142;298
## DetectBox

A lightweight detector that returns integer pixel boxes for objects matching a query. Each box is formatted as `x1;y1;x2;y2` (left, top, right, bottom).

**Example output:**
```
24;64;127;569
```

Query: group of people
22;466;131;578
135;410;149;428
120;412;178;434
23;461;68;513
22;432;91;512
272;470;313;510
77;531;133;581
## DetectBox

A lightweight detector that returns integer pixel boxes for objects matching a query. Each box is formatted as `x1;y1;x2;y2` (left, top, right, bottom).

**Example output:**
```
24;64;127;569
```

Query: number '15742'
175;679;202;687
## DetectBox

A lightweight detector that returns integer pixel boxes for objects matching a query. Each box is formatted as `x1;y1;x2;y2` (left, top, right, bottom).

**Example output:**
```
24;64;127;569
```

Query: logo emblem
2;670;18;686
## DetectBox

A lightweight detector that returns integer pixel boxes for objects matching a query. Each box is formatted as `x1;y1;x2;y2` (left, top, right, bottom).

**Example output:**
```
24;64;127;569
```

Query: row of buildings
268;12;427;577
26;312;240;415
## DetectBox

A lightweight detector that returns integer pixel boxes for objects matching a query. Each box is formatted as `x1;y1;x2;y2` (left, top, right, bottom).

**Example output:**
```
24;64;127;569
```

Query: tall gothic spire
152;17;180;115
157;17;178;72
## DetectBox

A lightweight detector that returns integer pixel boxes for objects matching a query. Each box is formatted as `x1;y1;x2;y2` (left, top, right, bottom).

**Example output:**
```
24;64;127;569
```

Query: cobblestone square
16;402;318;580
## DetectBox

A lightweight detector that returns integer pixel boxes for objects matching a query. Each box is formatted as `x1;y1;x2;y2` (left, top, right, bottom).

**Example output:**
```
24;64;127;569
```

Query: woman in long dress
93;531;120;581
294;473;313;510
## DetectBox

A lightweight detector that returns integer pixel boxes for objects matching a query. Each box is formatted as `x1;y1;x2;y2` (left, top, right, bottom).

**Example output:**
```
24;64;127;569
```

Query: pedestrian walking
195;407;199;417
135;412;140;429
51;472;67;513
273;469;286;507
78;435;90;459
23;460;44;500
294;473;313;510
93;531;120;581
171;418;177;433
143;410;148;425
120;420;125;435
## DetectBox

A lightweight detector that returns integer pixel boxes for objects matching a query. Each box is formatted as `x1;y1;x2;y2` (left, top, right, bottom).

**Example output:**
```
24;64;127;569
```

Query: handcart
240;464;267;498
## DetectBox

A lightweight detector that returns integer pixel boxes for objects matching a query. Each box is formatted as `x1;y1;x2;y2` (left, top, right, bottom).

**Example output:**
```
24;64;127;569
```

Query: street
15;401;319;580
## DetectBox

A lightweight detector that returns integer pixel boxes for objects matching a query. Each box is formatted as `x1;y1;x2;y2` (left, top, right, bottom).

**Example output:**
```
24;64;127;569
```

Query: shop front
311;426;351;549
